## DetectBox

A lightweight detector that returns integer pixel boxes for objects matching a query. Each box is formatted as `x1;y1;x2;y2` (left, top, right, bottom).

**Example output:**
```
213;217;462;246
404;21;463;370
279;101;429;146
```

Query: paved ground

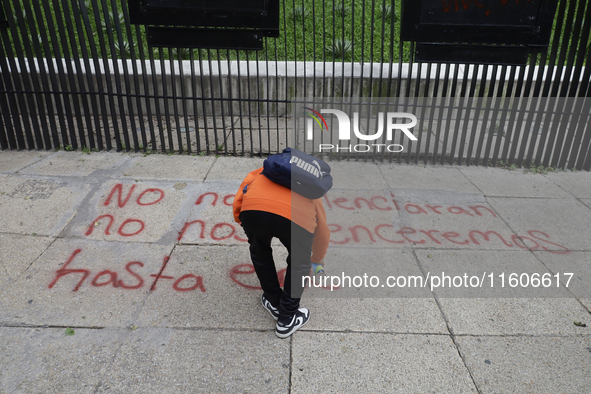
0;150;590;393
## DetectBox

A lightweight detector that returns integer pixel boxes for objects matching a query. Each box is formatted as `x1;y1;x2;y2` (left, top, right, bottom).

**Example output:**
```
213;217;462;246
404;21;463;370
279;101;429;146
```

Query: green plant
527;164;556;174
334;1;350;18
380;3;393;21
114;40;131;59
101;11;125;33
82;146;91;154
172;47;196;61
497;160;516;171
292;6;308;20
490;122;503;136
65;145;73;151
325;38;352;60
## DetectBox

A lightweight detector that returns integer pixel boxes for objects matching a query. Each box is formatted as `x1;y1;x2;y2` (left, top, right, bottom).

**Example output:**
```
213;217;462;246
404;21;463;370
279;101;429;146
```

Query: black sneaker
275;308;310;338
261;295;279;320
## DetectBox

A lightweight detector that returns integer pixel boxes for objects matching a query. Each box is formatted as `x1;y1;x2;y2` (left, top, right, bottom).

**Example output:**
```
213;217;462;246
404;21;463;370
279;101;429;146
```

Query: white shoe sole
275;310;310;338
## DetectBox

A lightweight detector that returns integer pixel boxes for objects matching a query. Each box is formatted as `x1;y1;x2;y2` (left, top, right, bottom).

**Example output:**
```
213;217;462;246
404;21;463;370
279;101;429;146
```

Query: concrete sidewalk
0;150;590;393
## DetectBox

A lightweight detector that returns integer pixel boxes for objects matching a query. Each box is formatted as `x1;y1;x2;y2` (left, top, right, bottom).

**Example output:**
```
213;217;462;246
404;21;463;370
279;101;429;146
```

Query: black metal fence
0;0;590;170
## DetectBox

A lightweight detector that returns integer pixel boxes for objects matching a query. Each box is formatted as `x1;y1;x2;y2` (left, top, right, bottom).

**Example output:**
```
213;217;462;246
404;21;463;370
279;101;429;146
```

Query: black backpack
262;148;333;199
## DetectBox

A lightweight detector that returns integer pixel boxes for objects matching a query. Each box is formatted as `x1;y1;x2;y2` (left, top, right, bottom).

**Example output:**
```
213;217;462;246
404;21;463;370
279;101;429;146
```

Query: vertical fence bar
414;62;431;165
177;53;191;154
70;0;101;151
114;1;137;150
79;0;109;151
3;0;35;149
91;0;120;151
204;49;218;154
157;49;169;151
356;0;366;163
34;0;67;149
524;54;549;169
301;0;307;150
21;0;59;150
263;39;272;156
13;0;50;150
121;0;149;152
230;51;242;155
271;36;280;154
133;22;154;153
491;65;517;166
148;45;165;152
474;65;496;166
282;0;289;146
50;0;84;150
511;55;537;167
254;50;263;155
366;0;378;163
500;65;526;164
245;51;254;156
380;0;402;163
52;0;87;150
0;28;12;150
99;0;130;151
465;64;487;166
216;50;228;153
483;65;507;167
435;64;454;165
457;64;480;165
475;65;496;165
424;63;441;165
167;52;182;153
160;48;174;152
234;51;245;155
197;50;212;154
311;0;317;154
189;51;202;153
57;0;92;149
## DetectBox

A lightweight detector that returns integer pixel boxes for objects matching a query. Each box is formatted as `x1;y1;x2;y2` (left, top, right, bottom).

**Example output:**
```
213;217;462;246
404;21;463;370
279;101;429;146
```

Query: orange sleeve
311;199;330;263
233;167;264;223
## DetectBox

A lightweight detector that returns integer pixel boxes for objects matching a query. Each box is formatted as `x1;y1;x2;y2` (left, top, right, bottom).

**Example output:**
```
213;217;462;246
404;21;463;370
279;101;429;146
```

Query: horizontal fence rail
0;0;590;170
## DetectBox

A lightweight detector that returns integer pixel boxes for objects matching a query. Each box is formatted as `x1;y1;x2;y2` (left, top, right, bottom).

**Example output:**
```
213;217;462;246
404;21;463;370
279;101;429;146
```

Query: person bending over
233;167;330;338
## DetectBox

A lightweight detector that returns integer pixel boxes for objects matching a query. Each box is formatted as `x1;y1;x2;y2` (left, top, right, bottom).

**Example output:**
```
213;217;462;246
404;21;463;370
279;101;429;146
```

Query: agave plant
114;40;131;59
325;38;352;60
380;3;394;21
172;47;197;61
101;11;125;32
292;6;308;21
334;1;350;18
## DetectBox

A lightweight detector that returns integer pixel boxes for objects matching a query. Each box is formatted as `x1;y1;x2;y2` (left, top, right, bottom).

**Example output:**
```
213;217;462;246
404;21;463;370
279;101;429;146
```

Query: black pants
239;210;314;323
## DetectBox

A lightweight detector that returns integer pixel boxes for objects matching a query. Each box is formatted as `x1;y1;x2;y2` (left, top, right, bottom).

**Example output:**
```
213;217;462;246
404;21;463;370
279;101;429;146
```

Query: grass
4;0;587;66
5;0;405;63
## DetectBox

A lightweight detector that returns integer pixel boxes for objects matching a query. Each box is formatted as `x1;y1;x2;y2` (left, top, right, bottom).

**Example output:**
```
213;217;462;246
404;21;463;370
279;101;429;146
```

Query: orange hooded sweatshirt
233;168;330;263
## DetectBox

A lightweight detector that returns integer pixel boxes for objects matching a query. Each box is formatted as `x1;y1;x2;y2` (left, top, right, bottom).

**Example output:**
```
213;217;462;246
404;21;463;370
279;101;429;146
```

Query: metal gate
0;0;590;169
